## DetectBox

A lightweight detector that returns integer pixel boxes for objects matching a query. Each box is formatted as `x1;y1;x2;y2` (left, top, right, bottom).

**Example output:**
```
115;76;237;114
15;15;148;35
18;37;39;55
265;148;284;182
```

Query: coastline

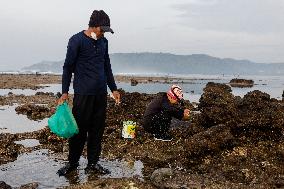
0;73;222;89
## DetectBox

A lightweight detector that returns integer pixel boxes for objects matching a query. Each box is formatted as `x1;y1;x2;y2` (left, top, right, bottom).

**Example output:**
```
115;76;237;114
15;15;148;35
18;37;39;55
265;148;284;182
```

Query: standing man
57;10;120;176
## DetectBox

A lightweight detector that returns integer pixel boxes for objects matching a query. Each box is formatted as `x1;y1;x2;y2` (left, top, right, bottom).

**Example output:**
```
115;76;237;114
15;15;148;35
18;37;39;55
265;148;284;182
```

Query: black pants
143;110;172;135
68;94;107;165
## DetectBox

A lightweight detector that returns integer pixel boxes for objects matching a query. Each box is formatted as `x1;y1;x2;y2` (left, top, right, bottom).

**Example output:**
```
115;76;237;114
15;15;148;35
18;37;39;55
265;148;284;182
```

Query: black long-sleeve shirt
143;93;184;120
62;31;117;95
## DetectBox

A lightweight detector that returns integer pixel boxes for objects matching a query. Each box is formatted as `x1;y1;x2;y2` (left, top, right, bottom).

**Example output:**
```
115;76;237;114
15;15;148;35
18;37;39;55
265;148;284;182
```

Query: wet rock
276;143;284;161
46;135;65;152
18;182;39;189
0;134;20;165
15;104;51;120
234;90;284;141
130;79;138;86
198;82;238;128
35;92;54;96
274;175;284;188
0;74;60;90
106;89;157;126
170;120;205;139
0;181;12;189
197;83;284;142
0;96;4;105
32;127;50;144
185;124;235;163
64;178;154;189
229;78;254;88
36;127;66;152
150;168;173;187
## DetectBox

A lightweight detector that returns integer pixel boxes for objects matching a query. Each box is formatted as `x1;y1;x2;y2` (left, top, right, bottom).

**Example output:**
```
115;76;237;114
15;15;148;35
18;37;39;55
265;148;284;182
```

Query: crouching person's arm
171;108;190;121
162;101;185;120
166;105;190;121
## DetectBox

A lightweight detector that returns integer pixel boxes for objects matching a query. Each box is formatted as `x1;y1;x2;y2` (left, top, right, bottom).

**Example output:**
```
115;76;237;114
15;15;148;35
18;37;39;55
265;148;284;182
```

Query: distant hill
22;60;64;73
21;53;284;75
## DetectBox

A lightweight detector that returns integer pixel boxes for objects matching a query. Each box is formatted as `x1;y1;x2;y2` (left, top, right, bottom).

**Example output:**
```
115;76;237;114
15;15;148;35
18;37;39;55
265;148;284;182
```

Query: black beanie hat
89;10;114;33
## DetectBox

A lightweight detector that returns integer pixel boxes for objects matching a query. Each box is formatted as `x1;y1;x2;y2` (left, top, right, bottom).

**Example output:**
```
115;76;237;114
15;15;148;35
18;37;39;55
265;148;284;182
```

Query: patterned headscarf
167;85;183;101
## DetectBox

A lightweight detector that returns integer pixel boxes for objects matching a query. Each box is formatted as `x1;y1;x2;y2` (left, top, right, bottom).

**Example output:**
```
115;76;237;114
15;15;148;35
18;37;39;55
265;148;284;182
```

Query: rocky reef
1;83;284;188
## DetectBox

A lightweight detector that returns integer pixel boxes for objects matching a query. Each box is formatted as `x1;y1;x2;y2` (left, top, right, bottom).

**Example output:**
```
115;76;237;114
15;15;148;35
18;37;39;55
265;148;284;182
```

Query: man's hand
112;90;121;105
57;93;68;105
183;109;190;120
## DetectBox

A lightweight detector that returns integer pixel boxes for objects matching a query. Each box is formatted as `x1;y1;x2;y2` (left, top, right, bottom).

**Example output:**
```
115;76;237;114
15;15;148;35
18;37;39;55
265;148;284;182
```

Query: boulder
150;168;173;187
15;104;51;120
35;92;54;96
198;82;238;128
184;124;235;162
0;134;20;165
130;79;139;86
18;182;39;189
229;78;254;88
0;181;12;189
233;90;284;141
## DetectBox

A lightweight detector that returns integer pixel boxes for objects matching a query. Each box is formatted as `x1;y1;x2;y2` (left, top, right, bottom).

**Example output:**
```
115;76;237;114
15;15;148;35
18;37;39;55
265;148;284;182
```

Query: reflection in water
0;105;48;134
0;150;144;188
0;150;68;189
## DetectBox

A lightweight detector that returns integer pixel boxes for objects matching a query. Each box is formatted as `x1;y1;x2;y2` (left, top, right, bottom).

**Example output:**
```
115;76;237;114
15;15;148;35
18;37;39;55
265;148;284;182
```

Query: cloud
0;0;284;70
172;0;284;34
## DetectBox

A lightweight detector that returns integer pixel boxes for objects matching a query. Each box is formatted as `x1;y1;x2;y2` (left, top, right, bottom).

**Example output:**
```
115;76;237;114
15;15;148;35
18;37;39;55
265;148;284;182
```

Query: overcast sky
0;0;284;70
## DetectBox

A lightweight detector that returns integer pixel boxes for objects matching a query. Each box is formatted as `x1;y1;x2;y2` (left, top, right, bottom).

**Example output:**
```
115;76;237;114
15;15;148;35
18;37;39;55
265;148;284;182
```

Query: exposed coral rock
229;78;254;88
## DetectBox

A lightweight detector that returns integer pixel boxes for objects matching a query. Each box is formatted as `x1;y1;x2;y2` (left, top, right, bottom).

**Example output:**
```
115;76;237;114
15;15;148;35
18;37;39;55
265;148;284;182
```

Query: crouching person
142;85;190;141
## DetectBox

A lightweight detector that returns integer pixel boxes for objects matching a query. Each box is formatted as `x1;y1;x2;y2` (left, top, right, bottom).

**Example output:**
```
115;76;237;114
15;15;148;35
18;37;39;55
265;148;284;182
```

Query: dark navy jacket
143;93;184;120
62;31;117;95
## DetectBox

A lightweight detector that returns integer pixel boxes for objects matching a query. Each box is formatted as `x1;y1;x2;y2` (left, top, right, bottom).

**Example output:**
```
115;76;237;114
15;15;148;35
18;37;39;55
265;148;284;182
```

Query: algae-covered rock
198;82;238;127
229;78;254;88
15;104;51;121
0;134;20;165
184;124;236;163
0;181;12;189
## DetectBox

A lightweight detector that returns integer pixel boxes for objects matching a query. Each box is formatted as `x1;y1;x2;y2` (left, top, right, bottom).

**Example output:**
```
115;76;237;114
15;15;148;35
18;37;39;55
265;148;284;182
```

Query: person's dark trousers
143;110;172;135
68;94;107;166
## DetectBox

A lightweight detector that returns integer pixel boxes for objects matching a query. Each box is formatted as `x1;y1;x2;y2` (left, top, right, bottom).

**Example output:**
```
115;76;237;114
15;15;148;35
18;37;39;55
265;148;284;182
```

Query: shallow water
15;139;41;148
0;104;48;134
0;149;143;188
0;84;74;96
231;75;284;100
0;103;144;189
0;75;283;103
117;75;284;102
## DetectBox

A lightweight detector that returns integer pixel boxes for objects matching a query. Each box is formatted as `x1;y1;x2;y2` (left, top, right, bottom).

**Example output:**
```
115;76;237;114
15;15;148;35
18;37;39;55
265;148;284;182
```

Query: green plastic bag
48;102;79;138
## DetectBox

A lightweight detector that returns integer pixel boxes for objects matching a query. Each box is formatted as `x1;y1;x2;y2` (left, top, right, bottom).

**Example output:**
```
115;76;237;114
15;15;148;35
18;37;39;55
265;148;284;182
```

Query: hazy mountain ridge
21;53;284;75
